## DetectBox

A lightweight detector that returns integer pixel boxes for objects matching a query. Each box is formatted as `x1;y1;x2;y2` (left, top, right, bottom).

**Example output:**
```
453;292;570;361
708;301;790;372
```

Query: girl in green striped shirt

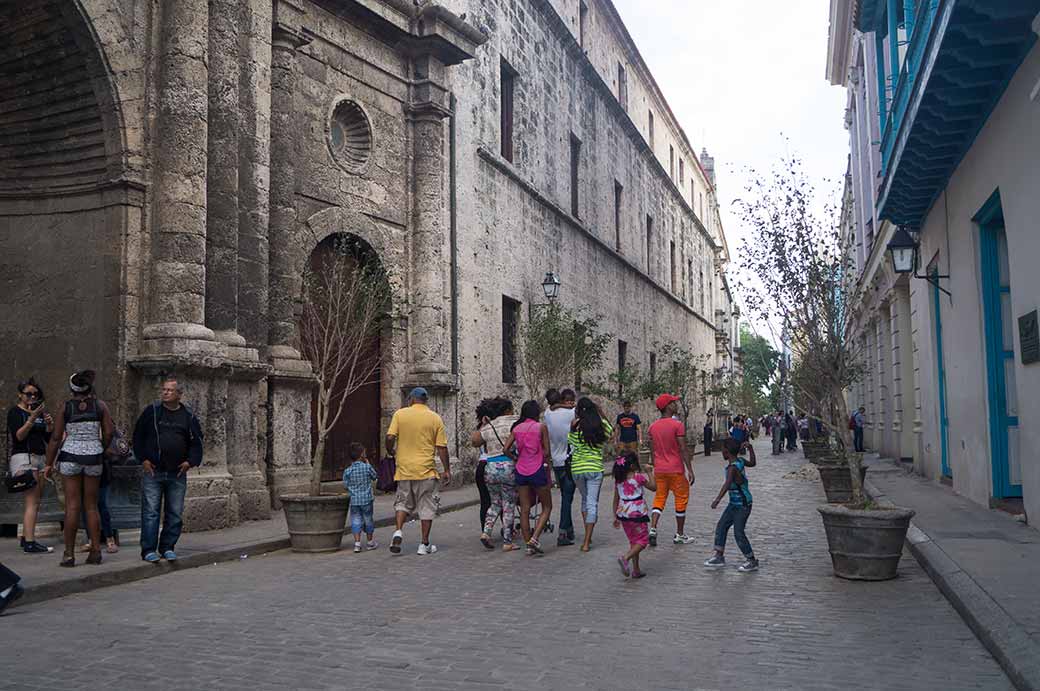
568;397;612;552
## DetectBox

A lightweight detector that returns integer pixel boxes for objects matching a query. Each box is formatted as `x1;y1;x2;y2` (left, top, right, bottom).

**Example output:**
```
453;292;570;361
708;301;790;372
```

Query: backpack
848;415;856;430
375;455;397;493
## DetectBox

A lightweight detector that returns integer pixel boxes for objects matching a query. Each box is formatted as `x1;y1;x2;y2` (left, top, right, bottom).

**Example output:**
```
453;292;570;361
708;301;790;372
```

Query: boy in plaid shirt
342;442;379;553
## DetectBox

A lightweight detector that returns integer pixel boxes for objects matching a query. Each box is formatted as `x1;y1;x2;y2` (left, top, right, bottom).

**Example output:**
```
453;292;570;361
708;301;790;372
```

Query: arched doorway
301;233;389;482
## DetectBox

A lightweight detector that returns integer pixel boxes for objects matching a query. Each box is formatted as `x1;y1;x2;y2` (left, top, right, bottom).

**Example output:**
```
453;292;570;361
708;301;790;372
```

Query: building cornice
826;0;857;85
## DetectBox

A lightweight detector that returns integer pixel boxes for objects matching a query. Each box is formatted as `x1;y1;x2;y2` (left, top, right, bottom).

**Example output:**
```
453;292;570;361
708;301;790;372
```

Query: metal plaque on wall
1020;310;1039;365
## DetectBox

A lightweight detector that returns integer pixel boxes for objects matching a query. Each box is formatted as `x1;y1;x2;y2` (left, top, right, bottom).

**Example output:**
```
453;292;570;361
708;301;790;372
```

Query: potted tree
281;235;392;552
518;301;610;400
736;156;914;581
640;341;710;452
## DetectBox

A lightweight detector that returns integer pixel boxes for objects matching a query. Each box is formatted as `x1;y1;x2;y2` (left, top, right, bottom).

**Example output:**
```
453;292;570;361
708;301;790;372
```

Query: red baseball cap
655;393;680;411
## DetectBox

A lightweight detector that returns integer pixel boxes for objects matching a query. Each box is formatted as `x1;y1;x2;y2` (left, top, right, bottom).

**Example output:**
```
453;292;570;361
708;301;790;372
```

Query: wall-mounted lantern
886;225;951;296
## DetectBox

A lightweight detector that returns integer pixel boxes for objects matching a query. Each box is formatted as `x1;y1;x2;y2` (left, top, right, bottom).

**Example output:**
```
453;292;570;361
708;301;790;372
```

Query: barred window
502;295;521;383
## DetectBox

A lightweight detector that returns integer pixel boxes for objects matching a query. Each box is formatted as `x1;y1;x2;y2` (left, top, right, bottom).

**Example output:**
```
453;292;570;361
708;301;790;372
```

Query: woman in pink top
503;400;553;555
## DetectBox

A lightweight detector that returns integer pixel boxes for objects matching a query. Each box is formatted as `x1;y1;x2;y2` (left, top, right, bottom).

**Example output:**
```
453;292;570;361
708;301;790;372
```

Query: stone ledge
865;477;1040;691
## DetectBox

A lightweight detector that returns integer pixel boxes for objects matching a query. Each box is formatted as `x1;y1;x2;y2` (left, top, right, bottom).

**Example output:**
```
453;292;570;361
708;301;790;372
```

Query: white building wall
910;43;1040;518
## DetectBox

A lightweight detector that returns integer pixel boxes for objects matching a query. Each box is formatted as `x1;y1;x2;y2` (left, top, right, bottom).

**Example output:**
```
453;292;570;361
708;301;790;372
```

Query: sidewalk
865;457;1040;691
2;484;480;608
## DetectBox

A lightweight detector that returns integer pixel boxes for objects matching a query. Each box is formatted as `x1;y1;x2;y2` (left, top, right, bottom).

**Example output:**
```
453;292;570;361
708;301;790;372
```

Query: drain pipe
449;91;461;461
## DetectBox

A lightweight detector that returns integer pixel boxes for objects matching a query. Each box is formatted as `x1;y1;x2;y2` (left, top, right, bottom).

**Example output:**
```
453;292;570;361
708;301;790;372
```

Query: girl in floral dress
611;452;656;578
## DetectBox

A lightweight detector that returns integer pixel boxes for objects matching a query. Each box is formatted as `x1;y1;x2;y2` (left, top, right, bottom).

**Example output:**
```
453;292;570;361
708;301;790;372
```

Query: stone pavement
0;440;1011;690
0;485;479;607
866;458;1040;690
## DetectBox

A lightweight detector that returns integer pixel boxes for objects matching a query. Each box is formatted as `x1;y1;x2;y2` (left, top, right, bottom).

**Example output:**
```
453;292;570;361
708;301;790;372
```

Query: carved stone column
265;1;314;506
142;0;217;354
205;0;245;348
267;2;310;372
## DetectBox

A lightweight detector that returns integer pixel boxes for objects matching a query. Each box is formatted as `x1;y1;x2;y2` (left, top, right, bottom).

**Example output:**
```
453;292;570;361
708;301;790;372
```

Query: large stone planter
817;462;868;503
281;494;350;552
801;441;829;460
817;504;915;580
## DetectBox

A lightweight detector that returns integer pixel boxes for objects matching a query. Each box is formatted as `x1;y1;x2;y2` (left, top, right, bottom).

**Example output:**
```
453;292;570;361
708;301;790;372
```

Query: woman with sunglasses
43;370;113;567
7;378;54;553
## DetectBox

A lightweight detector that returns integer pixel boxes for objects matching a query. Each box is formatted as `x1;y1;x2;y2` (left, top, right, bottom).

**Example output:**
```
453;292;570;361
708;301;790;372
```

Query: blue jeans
714;503;753;558
349;501;375;536
572;471;603;524
552;466;575;537
140;471;187;557
853;427;864;452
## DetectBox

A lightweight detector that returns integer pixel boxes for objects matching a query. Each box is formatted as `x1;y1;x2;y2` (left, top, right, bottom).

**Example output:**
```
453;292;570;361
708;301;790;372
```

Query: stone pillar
205;0;244;348
407;54;452;383
237;0;273;350
879;300;894;456
895;283;917;462
265;1;314;506
227;371;272;520
142;0;217;353
266;2;310;371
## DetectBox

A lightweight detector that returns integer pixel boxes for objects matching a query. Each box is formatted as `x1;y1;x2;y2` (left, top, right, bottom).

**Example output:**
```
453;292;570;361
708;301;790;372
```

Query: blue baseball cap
408;387;429;400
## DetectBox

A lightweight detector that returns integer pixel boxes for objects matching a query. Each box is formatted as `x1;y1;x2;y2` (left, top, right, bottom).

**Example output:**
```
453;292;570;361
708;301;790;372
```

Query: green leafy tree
640;341;710;432
519;302;611;400
739;324;780;406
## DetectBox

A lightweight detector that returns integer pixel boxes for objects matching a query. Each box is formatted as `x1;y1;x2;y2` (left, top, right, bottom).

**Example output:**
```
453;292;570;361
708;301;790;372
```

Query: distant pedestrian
386;387;451;555
0;562;23;615
729;416;748;444
612;452;655;579
703;416;713;457
503;400;553;556
544;388;577;546
771;411;783;455
342;442;378;553
44;370;114;567
568;397;612;552
798;414;810;441
7;377;54;554
852;406;866;452
785;411;798;451
611;400;642;455
705;438;758;572
471;398;517;551
132;377;204;563
647;394;694;546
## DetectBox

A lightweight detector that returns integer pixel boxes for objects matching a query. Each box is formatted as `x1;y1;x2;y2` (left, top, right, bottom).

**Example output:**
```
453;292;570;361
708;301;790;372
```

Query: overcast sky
613;0;849;318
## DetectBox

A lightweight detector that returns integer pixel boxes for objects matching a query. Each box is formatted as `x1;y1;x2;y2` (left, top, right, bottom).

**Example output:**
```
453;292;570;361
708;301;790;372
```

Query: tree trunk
834;396;863;504
309;437;327;496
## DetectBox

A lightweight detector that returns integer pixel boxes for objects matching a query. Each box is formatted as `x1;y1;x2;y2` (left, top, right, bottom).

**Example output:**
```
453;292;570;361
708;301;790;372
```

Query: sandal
106;538;119;554
480;534;494;550
502;543;518;552
527;538;544;555
79;542;94;553
59;552;75;568
86;549;103;565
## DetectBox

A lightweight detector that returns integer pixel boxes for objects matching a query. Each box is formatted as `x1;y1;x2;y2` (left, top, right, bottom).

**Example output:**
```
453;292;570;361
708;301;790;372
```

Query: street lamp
541;271;561;301
885;225;951;296
886;225;916;274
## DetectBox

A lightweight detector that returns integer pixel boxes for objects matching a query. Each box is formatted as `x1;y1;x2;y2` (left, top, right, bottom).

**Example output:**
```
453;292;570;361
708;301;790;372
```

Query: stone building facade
0;0;735;530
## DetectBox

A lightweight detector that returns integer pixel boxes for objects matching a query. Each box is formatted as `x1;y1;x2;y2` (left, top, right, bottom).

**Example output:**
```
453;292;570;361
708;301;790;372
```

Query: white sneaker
353;542;362;553
416;543;438;555
673;534;695;545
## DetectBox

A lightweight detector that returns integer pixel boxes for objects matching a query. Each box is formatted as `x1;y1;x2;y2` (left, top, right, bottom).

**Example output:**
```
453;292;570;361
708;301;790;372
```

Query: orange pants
652;472;689;517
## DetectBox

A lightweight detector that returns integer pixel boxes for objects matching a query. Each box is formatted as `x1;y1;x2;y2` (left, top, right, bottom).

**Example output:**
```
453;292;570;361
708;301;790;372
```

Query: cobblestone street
0;440;1011;690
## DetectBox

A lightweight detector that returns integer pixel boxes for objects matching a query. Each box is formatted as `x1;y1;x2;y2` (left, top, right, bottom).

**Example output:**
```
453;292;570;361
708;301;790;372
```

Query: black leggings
475;460;491;527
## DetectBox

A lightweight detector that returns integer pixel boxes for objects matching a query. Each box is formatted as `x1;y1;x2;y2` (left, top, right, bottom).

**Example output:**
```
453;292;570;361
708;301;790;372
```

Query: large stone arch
301;206;409;456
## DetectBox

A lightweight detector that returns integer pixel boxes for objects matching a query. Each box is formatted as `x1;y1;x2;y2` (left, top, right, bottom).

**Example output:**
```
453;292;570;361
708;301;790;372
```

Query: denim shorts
515;465;549;487
349;501;375;535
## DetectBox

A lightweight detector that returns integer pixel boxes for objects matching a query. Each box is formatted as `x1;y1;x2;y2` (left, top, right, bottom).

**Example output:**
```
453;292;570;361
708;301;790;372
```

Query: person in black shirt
132;377;204;563
6;378;54;553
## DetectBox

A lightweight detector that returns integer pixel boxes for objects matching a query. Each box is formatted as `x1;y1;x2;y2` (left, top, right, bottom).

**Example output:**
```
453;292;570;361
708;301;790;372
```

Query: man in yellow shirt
386;387;451;555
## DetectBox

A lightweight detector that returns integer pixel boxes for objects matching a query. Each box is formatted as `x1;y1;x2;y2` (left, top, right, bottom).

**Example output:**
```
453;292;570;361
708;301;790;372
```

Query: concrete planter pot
280;494;350;553
801;441;829;460
817;504;915;580
816;462;868;503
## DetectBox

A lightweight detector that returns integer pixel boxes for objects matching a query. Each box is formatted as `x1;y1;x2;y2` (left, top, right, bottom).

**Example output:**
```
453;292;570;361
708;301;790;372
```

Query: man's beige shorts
394;478;440;520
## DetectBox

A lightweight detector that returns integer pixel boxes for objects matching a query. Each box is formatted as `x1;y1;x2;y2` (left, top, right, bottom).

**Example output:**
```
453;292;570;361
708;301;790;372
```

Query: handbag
5;470;37;493
375;455;397;493
104;427;133;464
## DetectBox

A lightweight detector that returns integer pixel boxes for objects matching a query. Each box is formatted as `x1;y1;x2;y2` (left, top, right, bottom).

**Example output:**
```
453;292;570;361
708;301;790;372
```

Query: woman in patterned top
567;397;612;552
43;370;114;568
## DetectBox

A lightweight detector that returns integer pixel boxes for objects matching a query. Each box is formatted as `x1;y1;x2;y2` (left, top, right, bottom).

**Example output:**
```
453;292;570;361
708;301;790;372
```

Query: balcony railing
880;0;940;174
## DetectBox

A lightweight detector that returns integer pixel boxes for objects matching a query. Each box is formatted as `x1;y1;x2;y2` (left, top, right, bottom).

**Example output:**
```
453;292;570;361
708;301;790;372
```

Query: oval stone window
328;100;372;172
